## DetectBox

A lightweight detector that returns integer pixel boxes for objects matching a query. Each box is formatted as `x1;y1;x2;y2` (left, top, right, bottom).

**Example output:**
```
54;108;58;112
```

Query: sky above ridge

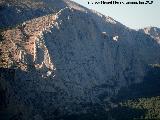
72;0;160;29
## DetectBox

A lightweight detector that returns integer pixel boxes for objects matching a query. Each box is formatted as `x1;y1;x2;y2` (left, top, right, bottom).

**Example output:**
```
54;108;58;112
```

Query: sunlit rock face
139;27;160;44
0;0;160;119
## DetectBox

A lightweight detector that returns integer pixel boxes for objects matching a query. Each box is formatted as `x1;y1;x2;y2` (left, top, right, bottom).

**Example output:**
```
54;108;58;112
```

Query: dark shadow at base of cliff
115;65;160;102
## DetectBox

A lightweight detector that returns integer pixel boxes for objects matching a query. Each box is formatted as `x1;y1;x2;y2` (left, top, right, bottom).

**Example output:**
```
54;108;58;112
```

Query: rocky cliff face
0;0;160;119
139;27;160;44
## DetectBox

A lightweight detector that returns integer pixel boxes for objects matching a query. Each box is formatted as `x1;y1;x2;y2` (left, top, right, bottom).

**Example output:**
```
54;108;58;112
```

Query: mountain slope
139;27;160;44
0;0;160;119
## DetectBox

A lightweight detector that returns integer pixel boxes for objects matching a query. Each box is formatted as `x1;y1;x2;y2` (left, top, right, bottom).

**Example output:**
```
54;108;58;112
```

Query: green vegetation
109;64;160;120
120;96;160;119
116;64;160;100
48;64;160;120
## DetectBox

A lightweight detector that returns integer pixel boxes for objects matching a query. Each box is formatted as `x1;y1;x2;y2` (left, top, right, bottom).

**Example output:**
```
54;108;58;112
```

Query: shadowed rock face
0;0;160;119
0;0;67;28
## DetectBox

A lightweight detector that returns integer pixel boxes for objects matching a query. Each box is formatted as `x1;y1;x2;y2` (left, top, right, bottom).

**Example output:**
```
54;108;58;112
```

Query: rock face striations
139;27;160;44
0;0;160;119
